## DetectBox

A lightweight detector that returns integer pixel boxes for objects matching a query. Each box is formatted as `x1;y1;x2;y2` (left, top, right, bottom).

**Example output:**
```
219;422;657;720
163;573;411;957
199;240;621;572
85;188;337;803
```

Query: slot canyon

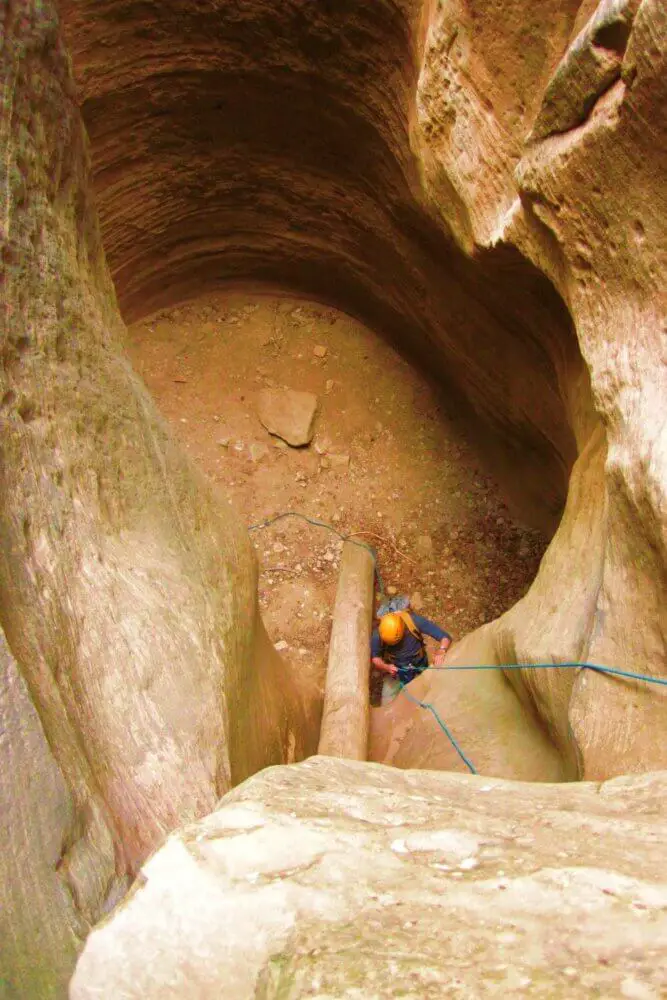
1;0;665;996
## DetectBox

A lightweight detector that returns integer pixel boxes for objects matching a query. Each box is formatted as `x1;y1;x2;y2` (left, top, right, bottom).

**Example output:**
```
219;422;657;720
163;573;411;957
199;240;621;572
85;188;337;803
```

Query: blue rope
247;511;385;596
426;661;667;687
247;513;667;772
395;661;667;775
398;682;478;774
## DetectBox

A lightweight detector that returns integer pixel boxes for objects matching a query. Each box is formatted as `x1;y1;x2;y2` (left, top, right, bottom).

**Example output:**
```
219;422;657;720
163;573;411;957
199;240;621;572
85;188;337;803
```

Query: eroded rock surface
70;757;667;999
1;6;313;994
54;0;667;782
1;0;666;994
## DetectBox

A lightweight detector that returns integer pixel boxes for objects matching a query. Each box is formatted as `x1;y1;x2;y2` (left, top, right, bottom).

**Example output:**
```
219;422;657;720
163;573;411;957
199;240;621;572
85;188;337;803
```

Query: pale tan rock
413;533;434;559
2;0;666;993
0;8;316;994
248;441;269;463
410;591;424;611
257;389;318;446
70;758;667;999
318;543;374;760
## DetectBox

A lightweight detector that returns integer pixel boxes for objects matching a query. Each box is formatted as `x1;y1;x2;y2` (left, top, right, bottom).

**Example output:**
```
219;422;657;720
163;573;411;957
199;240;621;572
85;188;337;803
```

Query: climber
371;608;452;686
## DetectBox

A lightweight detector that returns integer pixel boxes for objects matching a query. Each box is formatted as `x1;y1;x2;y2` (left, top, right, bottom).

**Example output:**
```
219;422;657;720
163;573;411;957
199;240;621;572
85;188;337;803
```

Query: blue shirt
371;613;450;671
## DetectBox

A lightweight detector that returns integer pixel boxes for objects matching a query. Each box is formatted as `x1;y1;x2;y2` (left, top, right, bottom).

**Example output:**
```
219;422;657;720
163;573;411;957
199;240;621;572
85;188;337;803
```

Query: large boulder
70;757;667;999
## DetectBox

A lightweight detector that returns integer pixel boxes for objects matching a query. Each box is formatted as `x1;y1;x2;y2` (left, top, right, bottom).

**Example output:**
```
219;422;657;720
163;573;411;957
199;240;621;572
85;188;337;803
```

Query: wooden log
318;541;374;759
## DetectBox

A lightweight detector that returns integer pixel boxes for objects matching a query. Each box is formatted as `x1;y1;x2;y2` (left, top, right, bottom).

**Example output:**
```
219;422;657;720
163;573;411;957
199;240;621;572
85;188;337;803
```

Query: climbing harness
397;661;667;776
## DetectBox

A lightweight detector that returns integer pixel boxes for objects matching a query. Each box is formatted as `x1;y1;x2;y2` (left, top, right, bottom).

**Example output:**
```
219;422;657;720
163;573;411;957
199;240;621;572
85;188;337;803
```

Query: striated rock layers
1;0;665;995
55;0;667;786
71;756;667;999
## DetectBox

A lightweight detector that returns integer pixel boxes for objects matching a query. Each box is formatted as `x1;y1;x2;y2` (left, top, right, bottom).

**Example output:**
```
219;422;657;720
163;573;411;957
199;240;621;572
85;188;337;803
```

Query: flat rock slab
71;758;667;999
257;389;318;447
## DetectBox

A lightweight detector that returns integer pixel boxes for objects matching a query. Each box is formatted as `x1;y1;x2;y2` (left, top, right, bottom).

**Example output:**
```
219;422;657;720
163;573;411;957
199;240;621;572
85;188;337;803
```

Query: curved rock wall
1;5;311;992
1;0;665;994
381;0;666;780
57;0;666;777
59;0;581;534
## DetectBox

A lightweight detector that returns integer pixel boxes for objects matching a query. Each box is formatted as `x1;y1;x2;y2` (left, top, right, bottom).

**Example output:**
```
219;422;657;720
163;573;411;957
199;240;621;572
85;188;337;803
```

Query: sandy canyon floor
127;293;548;702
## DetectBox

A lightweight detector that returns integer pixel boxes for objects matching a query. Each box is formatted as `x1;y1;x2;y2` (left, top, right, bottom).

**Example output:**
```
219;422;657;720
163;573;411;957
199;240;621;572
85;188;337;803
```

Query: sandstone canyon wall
0;0;665;996
1;5;310;995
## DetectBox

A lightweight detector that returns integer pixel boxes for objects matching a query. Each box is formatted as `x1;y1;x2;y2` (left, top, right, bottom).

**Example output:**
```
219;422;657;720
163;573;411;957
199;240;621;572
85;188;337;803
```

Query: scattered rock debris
128;293;549;699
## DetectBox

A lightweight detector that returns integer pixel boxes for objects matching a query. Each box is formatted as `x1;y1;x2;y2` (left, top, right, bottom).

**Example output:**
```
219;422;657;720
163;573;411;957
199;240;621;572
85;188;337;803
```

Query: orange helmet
379;613;405;645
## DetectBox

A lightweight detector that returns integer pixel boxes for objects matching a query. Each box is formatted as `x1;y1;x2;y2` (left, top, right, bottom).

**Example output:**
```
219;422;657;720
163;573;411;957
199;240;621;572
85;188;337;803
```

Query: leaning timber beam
318;541;374;759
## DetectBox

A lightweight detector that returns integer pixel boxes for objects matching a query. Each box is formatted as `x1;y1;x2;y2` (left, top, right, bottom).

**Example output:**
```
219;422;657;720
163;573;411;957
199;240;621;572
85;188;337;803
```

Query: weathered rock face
1;5;313;994
1;0;666;995
0;627;81;1000
70;756;667;999
55;0;666;787
58;0;581;534
385;0;667;781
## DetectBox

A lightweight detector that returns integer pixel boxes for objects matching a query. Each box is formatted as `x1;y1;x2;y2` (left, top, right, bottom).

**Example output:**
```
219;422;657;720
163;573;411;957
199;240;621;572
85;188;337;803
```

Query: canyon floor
127;292;548;700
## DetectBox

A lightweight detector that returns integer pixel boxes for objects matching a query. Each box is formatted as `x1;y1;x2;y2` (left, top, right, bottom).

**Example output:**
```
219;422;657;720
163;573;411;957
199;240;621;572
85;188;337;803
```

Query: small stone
325;379;334;393
180;418;187;424
411;591;424;611
414;534;434;559
323;551;334;562
387;586;398;596
249;442;269;463
272;438;287;450
213;415;220;422
329;453;350;470
313;345;327;358
217;438;230;448
274;640;288;652
320;457;331;470
233;440;245;452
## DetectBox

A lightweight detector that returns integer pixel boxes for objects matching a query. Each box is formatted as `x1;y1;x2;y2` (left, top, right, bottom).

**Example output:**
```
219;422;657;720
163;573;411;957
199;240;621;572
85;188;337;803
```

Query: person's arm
370;629;398;676
412;613;452;664
372;656;398;676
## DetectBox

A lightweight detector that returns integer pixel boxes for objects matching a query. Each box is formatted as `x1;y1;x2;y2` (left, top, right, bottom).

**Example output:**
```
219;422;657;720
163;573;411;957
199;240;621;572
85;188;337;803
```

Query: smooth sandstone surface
0;0;665;995
55;0;666;781
70;757;667;1000
1;6;314;996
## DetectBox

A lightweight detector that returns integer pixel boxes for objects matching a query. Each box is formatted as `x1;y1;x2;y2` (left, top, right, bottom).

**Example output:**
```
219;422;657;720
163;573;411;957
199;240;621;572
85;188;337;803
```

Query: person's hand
384;662;398;677
434;640;451;667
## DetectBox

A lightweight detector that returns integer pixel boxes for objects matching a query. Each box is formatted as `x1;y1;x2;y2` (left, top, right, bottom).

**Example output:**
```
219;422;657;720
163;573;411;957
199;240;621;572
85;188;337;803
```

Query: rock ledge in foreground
70;757;667;999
